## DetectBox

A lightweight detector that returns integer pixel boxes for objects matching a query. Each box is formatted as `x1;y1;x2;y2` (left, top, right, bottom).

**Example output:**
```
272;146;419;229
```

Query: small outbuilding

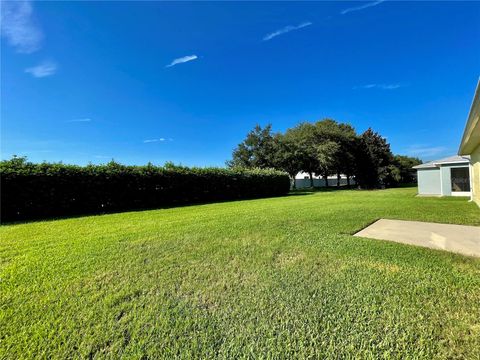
413;155;471;197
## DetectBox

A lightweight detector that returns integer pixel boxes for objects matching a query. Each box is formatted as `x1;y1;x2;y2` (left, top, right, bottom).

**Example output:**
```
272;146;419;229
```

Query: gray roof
413;155;470;169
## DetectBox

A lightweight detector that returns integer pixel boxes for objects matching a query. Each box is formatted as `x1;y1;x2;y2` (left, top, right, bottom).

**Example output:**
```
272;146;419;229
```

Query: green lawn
1;187;479;359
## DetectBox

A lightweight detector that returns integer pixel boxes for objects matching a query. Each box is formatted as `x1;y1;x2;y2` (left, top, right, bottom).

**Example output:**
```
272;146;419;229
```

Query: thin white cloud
353;83;403;90
0;0;43;53
143;138;172;143
25;61;57;78
166;55;198;68
341;0;385;15
19;150;53;154
406;145;447;158
66;118;92;123
263;21;313;41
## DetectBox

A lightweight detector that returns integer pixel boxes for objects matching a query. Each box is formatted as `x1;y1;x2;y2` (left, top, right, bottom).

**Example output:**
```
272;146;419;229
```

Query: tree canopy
229;119;422;189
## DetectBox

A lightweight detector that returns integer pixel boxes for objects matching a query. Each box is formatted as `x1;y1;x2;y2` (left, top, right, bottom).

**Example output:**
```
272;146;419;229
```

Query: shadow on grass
289;185;419;197
2;186;419;226
1;192;297;226
289;186;356;195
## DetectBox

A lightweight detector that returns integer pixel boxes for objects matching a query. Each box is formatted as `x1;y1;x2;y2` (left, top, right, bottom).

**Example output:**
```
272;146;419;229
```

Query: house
413;155;471;197
294;172;354;189
458;79;480;206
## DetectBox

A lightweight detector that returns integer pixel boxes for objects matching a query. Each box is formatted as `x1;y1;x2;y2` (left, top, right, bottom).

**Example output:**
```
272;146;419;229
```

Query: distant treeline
228;119;421;188
0;158;290;222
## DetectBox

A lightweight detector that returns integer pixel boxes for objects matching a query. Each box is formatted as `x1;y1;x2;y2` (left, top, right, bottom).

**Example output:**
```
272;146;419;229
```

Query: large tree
273;134;302;189
314;119;357;187
382;155;422;187
355;128;394;188
284;122;318;187
229;119;413;191
393;155;422;184
228;124;277;168
315;140;340;187
336;123;358;187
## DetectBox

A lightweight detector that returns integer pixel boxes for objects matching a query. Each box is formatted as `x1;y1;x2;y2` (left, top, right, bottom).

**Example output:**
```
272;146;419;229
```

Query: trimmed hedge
0;158;290;222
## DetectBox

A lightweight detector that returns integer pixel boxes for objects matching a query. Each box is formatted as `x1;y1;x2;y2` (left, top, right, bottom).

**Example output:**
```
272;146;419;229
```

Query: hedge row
0;158;290;222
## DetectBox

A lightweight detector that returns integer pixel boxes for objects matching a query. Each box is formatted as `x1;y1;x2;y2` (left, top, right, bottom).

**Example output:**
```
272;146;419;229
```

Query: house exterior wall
417;168;441;195
458;79;479;207
471;144;480;206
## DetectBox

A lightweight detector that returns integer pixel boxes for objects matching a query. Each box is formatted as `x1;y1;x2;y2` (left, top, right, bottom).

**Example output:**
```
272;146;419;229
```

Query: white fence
294;177;355;189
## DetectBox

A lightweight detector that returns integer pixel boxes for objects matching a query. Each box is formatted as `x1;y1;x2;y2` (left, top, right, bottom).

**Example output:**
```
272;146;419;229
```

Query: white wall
294;177;354;189
417;168;441;195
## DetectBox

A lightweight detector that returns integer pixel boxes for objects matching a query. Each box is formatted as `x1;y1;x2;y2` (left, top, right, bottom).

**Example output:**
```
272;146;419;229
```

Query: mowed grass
1;188;480;359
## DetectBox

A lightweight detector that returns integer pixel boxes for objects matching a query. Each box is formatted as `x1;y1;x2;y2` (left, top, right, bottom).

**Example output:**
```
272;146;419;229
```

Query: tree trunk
291;175;296;190
337;172;341;187
309;172;314;188
324;174;329;187
346;175;351;188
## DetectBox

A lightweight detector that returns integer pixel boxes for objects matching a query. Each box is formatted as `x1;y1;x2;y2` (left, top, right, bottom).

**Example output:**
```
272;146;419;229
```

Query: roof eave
434;160;470;166
458;78;480;155
413;159;470;169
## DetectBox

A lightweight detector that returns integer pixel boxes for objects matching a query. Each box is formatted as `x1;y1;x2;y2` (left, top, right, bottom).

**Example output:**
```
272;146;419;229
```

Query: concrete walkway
354;219;480;257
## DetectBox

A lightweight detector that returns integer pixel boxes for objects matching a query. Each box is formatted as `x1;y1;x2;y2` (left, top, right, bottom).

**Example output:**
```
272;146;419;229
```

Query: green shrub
0;157;290;222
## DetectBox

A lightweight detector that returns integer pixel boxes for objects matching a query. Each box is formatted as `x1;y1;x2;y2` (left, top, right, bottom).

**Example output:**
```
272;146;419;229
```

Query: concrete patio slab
354;219;480;257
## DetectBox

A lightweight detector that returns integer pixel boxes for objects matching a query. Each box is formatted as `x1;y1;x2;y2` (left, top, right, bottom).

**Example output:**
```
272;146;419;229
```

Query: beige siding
471;144;480;207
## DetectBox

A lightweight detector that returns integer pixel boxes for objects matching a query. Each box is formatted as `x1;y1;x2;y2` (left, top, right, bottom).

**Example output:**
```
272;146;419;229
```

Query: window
450;167;470;192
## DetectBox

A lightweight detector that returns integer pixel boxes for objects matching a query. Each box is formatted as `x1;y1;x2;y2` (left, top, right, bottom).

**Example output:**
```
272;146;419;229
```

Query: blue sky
2;1;479;166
